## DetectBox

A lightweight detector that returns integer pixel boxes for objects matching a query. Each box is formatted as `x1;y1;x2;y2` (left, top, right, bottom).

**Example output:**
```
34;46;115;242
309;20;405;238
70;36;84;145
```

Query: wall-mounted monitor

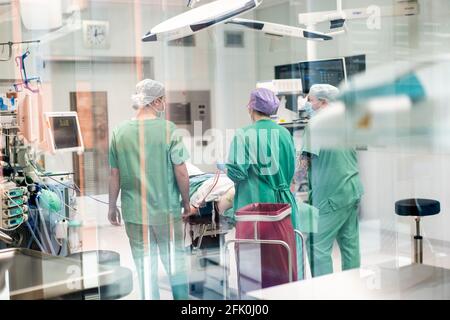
345;54;366;78
299;58;346;94
274;54;366;110
275;63;301;80
44;111;84;154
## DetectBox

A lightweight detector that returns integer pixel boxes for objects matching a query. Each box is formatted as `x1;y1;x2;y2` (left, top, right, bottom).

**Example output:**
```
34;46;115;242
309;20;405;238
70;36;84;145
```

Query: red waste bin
234;203;297;296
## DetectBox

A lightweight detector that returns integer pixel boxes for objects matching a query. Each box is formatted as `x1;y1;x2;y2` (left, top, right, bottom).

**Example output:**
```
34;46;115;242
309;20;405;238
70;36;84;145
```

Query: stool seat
395;198;440;217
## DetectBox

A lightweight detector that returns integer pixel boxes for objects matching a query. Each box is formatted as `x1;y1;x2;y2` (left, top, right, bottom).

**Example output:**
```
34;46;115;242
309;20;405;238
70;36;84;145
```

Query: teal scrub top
301;126;364;214
109;118;189;225
226;119;298;220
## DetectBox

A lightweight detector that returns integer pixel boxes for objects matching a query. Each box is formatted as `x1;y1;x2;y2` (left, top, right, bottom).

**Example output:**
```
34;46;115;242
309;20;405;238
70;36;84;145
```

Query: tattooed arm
299;153;311;183
294;152;311;187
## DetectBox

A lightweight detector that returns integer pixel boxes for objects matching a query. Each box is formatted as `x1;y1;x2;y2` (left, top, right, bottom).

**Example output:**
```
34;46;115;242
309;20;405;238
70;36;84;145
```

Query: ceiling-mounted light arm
142;0;262;42
37;9;81;45
226;18;334;41
191;1;257;32
298;0;419;28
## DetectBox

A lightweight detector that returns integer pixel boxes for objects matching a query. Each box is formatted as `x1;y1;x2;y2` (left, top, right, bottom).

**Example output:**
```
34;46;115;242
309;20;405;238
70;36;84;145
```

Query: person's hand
182;202;197;222
190;206;199;215
216;162;226;172
108;206;122;226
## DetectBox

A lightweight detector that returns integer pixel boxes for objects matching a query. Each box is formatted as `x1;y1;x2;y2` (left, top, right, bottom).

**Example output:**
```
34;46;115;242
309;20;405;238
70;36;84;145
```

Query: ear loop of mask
150;97;165;115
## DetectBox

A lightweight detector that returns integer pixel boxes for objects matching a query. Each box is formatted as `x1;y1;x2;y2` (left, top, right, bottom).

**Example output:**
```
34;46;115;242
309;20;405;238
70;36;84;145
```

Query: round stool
395;199;440;264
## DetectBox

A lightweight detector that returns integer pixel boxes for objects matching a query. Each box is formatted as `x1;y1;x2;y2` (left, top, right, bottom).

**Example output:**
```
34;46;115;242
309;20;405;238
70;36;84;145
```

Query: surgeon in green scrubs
300;84;364;277
108;79;192;300
223;88;304;278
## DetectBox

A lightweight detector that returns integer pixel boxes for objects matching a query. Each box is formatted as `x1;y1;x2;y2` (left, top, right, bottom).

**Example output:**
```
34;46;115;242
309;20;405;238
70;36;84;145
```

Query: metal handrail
223;238;292;300
294;229;306;280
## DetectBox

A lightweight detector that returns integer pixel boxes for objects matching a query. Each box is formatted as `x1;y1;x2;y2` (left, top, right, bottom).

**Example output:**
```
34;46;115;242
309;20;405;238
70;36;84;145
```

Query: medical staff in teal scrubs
223;88;305;279
300;84;364;277
108;79;192;300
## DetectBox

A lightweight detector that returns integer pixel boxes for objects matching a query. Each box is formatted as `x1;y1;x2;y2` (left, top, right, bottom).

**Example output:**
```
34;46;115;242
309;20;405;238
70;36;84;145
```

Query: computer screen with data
345;54;366;78
299;58;345;94
44;112;84;153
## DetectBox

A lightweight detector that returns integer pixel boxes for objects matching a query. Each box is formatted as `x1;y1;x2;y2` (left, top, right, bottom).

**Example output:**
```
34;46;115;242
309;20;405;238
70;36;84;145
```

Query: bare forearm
295;154;310;185
174;163;190;206
108;168;120;209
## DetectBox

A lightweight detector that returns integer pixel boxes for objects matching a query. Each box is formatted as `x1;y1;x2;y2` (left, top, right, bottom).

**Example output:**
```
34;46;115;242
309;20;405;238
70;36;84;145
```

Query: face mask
151;100;166;118
156;110;165;119
303;101;316;118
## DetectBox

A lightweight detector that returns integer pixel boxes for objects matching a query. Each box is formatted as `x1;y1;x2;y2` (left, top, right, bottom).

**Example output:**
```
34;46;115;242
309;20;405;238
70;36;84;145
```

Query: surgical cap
131;79;165;108
248;88;280;115
309;84;340;102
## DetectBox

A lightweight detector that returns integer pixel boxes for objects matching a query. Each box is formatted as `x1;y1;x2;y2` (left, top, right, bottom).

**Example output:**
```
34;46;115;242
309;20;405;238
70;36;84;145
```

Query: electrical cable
57;241;63;255
29;159;119;208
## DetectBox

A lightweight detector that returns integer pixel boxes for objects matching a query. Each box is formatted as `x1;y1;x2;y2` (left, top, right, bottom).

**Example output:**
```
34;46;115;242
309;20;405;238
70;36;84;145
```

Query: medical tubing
199;170;221;206
30;160;119;208
25;220;45;252
36;199;56;255
29;165;77;217
35;222;52;254
33;204;50;253
26;212;40;248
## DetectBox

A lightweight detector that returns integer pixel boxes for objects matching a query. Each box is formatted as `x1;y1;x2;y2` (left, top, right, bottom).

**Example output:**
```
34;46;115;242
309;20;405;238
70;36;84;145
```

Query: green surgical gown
226;119;304;278
109;118;189;225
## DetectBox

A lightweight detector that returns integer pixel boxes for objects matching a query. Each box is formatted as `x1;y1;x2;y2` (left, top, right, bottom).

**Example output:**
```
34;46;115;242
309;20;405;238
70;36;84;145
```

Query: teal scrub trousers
125;220;189;300
306;200;361;277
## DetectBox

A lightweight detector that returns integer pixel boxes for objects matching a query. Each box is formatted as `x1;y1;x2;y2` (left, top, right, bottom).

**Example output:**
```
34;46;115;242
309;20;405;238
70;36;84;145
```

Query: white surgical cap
131;79;165;109
309;84;340;102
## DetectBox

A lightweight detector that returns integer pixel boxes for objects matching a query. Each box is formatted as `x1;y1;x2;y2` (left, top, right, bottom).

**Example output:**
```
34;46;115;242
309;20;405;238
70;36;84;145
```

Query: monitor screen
168;103;192;125
299;58;345;94
44;111;84;152
275;63;301;80
345;54;366;78
47;114;82;151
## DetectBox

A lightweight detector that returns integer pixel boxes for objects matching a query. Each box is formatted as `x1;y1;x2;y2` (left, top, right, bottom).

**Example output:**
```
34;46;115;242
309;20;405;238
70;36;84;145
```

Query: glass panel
1;0;449;301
